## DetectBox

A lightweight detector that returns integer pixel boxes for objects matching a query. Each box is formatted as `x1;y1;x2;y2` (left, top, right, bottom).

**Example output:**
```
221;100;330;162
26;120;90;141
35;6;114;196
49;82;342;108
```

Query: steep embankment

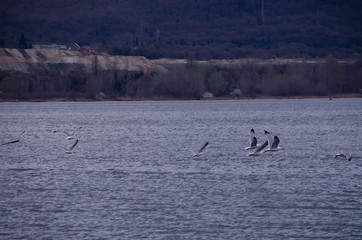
0;48;165;74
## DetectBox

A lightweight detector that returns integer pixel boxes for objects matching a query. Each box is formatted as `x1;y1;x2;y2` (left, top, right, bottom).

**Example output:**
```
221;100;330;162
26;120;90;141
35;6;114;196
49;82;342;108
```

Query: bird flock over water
245;129;284;156
0;127;357;161
191;129;284;158
191;128;355;161
0;127;80;154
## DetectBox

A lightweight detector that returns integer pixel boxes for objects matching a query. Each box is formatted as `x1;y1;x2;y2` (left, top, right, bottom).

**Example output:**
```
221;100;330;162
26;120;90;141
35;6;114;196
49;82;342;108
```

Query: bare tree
261;0;265;24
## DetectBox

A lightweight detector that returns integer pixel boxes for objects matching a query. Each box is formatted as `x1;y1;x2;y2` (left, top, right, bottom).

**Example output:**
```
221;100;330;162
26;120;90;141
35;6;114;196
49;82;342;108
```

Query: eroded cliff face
0;48;165;74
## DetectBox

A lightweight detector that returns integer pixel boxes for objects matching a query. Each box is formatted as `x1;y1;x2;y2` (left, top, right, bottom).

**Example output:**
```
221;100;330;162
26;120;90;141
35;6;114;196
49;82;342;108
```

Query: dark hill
0;0;361;59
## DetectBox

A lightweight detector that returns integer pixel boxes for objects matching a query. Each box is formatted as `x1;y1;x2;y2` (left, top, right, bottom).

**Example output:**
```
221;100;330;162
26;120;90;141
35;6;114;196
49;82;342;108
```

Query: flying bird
248;140;268;156
245;128;260;150
191;142;209;158
64;139;79;154
335;152;352;161
0;131;25;146
53;127;82;140
264;130;284;152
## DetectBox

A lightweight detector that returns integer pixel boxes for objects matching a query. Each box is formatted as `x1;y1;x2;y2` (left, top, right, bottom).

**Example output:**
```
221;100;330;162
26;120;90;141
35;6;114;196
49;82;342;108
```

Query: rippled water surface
1;99;361;239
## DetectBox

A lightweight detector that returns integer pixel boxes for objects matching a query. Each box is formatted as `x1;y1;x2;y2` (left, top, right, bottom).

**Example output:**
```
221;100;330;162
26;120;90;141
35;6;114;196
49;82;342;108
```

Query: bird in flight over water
264;130;284;152
245;128;260;150
0;131;25;146
53;127;82;140
192;142;209;158
335;152;352;161
64;139;79;154
248;140;268;156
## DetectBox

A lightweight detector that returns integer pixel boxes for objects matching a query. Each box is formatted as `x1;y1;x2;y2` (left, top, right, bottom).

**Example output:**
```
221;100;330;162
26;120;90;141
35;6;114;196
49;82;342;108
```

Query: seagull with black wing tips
0;131;25;146
248;140;268;156
191;142;209;158
245;128;260;150
64;139;79;154
264;130;284;152
335;152;352;161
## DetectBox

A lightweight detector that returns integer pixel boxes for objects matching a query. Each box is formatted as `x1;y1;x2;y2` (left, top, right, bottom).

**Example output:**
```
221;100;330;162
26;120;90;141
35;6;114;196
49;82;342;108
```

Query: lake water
0;99;361;239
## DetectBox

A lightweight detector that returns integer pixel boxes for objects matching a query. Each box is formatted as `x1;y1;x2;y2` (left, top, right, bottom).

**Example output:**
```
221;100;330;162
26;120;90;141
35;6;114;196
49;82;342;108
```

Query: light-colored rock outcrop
0;48;165;73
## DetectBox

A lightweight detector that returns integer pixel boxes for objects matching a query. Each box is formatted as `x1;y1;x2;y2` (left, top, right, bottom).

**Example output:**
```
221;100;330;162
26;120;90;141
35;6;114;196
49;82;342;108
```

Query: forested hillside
0;0;361;59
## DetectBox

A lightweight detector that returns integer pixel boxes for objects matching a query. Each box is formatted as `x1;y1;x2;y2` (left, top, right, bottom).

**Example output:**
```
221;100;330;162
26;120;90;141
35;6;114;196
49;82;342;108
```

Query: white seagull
191;142;209;158
245;128;260;150
264;130;284;152
64;139;79;154
0;131;25;146
53;130;75;140
335;152;352;161
53;127;82;140
248;140;268;156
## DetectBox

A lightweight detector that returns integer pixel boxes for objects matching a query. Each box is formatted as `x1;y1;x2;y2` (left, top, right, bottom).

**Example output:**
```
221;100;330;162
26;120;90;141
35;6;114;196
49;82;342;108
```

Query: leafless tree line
0;56;361;100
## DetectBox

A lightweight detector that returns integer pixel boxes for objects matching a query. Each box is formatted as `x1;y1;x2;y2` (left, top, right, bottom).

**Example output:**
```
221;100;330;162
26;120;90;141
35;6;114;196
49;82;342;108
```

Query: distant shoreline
1;49;361;102
1;93;361;103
